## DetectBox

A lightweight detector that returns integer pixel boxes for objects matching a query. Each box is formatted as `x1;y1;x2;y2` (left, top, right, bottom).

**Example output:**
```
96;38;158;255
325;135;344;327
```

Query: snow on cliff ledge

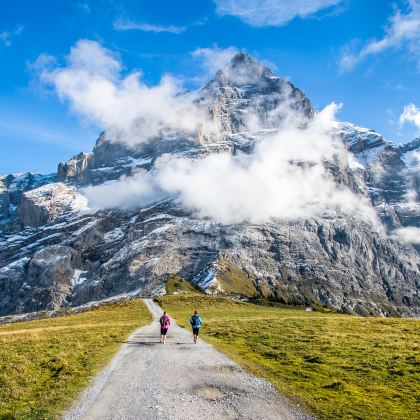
18;183;88;227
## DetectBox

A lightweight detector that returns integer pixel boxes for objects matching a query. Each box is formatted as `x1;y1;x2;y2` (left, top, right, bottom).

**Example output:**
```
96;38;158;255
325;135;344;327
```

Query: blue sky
1;0;419;174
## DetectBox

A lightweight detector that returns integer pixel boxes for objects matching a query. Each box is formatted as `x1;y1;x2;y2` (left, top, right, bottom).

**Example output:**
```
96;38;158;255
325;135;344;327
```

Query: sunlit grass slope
0;300;151;419
156;294;419;420
165;274;202;295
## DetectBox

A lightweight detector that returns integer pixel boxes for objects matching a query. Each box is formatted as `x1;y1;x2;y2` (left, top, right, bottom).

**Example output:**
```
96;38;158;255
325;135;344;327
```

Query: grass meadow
156;294;420;420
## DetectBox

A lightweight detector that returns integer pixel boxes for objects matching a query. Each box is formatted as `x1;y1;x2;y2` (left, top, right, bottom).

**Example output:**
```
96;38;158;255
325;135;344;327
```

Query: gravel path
65;299;312;420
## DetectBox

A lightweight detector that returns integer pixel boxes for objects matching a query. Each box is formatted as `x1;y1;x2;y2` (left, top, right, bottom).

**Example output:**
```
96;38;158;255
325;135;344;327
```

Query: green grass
0;300;152;419
165;274;201;295
156;294;420;420
213;259;258;297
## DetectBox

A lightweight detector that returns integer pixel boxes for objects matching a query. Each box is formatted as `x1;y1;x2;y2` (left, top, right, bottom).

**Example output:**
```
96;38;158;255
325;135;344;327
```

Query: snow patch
193;266;218;289
338;122;394;166
8;172;56;193
148;224;172;235
142;214;173;223
104;227;124;243
72;219;99;236
91;157;152;173
23;182;88;214
71;269;88;286
0;257;30;272
358;144;388;166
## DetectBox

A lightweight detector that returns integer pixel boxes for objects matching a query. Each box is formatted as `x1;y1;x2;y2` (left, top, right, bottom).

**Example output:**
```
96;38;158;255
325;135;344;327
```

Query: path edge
62;299;156;419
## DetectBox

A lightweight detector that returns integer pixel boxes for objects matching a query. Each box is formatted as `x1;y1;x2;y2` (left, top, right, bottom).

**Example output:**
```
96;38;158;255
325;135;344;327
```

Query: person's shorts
192;328;200;335
160;328;168;335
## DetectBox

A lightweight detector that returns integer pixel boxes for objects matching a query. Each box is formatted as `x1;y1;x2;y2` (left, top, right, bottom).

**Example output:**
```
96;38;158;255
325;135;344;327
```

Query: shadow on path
123;340;195;346
123;340;159;346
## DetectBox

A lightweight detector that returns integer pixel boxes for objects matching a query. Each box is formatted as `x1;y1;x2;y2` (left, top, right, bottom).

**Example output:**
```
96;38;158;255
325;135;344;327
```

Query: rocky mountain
0;53;419;317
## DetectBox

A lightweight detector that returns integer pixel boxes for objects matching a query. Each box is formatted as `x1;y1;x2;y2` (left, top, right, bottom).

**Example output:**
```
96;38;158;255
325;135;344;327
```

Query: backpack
160;316;168;327
191;315;199;327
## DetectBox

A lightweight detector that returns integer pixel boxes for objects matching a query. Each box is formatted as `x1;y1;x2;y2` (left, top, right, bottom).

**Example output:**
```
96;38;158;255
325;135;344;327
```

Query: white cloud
400;103;420;128
113;19;186;34
213;0;343;27
83;170;165;210
391;226;420;244
403;149;420;169
340;1;420;72
84;103;379;226
36;40;215;145
34;40;382;227
192;46;239;79
0;25;23;47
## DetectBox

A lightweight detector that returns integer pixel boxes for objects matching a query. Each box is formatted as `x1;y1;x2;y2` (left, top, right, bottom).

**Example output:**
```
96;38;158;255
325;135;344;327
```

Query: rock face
0;53;419;317
0;172;56;232
57;152;93;185
17;183;88;228
0;178;10;217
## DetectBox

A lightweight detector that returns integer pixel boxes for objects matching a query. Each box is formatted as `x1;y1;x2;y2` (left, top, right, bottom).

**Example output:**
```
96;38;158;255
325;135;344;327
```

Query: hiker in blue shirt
189;310;203;344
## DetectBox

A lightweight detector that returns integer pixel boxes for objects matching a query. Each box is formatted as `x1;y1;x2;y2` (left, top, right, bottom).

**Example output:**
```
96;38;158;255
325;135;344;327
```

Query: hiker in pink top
159;311;171;344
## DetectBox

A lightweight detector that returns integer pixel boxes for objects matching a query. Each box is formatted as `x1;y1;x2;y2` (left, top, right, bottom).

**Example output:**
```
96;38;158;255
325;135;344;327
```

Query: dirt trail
65;299;312;420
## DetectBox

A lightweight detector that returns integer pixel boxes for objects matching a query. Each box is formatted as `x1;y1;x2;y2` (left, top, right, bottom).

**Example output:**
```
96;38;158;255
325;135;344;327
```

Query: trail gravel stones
65;299;312;420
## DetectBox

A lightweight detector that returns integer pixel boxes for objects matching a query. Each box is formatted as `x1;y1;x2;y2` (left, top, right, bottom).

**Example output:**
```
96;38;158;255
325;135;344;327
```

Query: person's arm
199;316;203;325
167;316;171;325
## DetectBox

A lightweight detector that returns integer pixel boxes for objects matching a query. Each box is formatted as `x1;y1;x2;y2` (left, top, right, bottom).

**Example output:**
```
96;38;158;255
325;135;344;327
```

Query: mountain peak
211;51;276;88
229;51;257;66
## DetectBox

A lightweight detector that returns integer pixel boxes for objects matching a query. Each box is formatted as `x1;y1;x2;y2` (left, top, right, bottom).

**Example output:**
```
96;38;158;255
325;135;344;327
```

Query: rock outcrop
17;183;88;228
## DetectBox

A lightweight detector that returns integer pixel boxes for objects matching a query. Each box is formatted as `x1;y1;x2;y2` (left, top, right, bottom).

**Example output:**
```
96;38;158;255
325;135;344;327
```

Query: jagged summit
223;51;274;76
208;51;277;89
198;52;314;135
229;51;253;65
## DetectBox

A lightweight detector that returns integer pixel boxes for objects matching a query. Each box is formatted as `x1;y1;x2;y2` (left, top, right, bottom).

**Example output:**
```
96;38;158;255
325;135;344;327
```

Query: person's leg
193;328;199;343
163;329;167;344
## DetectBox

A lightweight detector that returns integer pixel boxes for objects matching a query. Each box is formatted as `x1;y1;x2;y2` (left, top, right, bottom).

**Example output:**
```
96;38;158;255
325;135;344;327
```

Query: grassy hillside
156;294;419;420
0;300;151;419
213;259;258;297
165;274;201;295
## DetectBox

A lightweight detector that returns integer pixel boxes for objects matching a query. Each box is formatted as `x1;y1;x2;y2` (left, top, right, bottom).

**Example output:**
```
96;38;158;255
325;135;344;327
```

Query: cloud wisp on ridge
192;46;239;80
391;226;420;244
